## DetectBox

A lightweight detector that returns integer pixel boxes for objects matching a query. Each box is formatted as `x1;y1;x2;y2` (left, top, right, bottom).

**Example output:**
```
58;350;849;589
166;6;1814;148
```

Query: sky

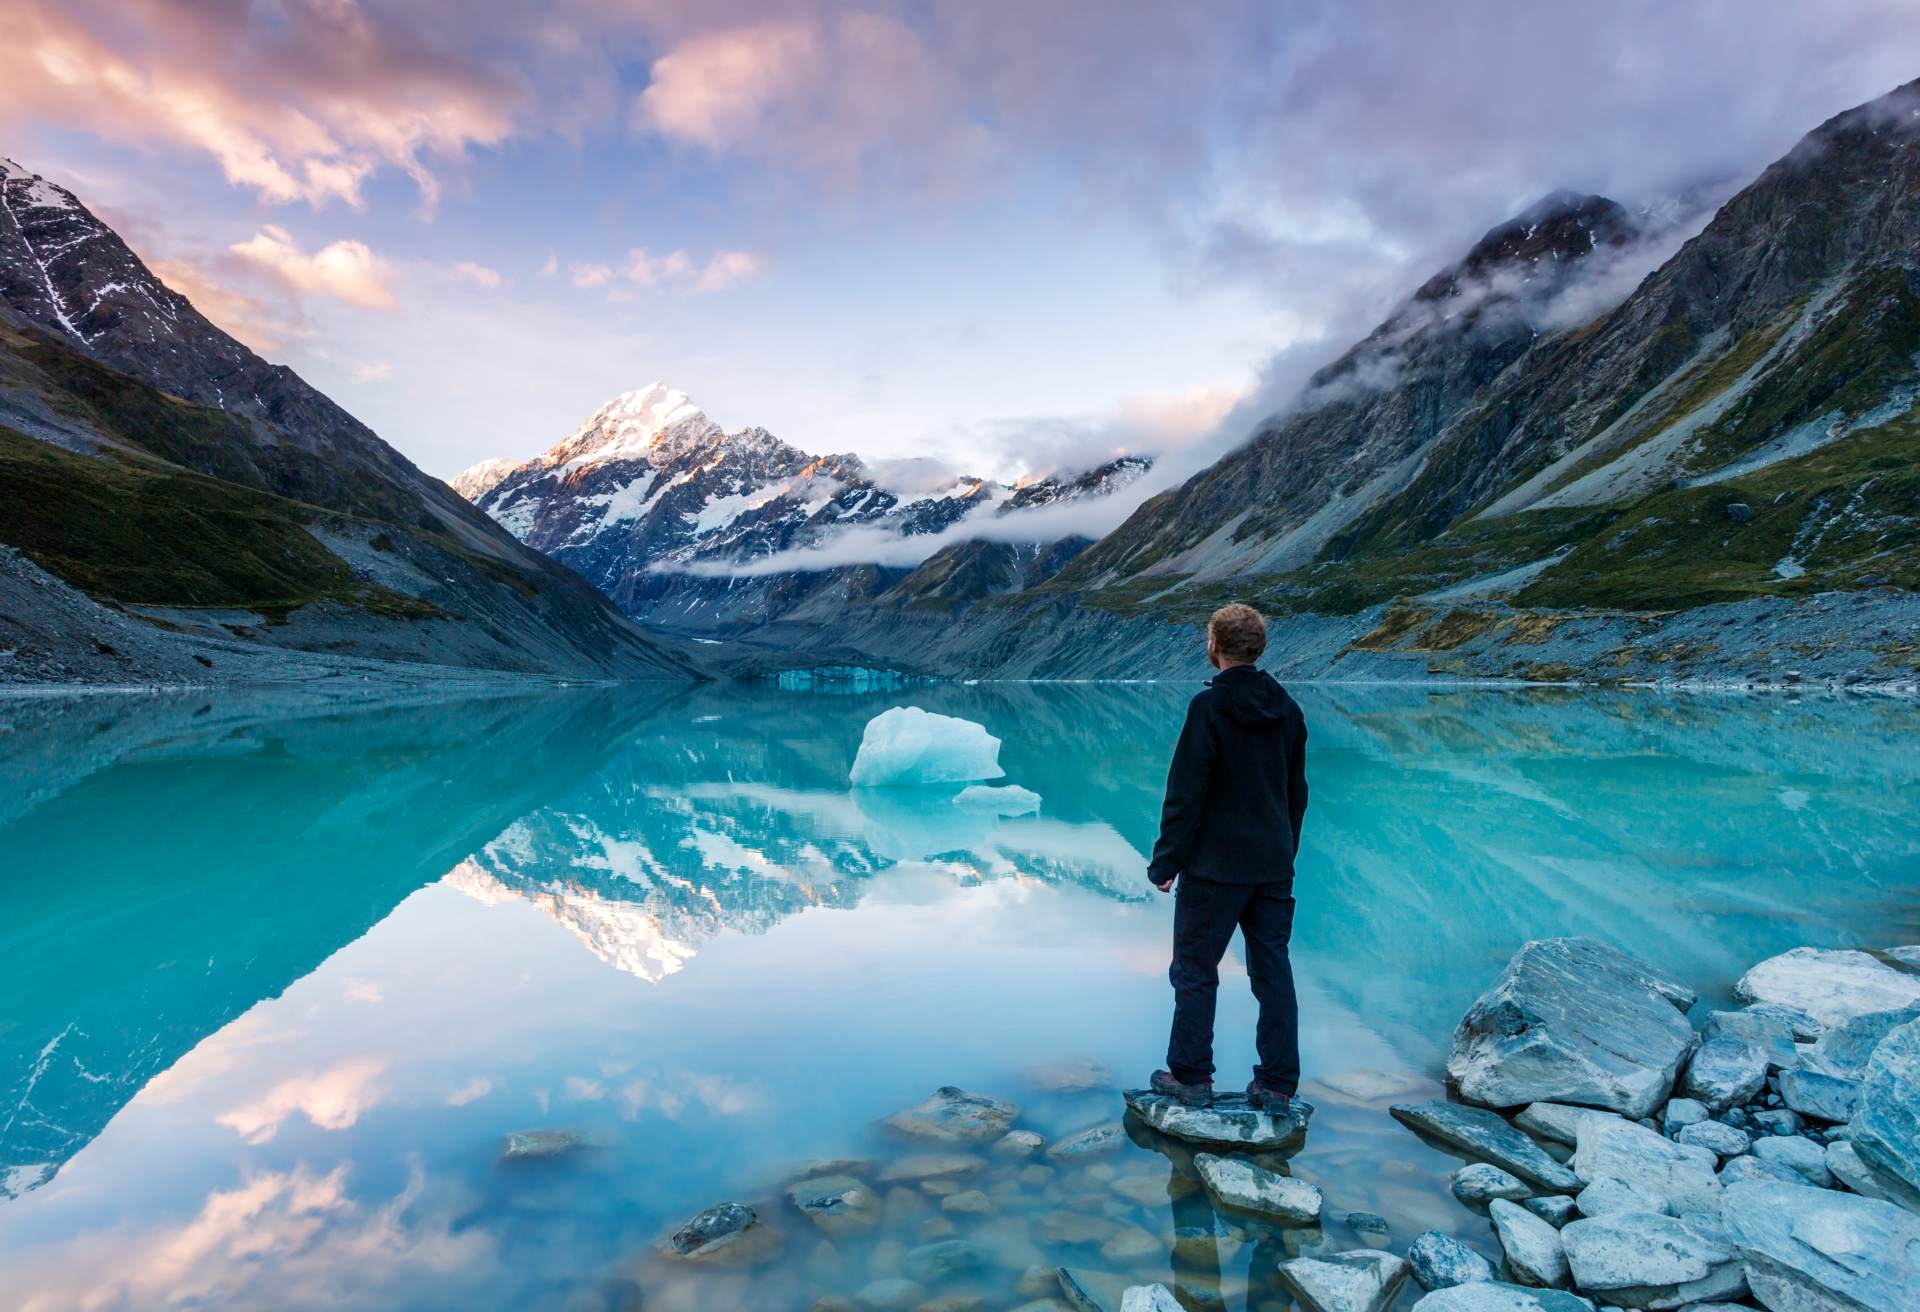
5;0;1920;484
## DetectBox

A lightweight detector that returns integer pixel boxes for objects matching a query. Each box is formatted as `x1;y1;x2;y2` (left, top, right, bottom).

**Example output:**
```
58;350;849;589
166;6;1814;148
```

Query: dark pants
1166;876;1299;1092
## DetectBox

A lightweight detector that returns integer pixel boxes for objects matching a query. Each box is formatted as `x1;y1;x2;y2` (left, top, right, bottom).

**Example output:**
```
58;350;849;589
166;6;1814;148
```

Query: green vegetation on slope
0;427;441;620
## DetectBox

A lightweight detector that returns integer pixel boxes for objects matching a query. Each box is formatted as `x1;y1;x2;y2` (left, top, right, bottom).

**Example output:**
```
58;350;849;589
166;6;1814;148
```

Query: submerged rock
1410;1281;1595;1312
1722;1179;1920;1312
1570;1117;1721;1215
1447;938;1695;1120
1407;1231;1498;1290
1487;1199;1569;1289
786;1174;881;1235
1278;1250;1410;1312
1680;1036;1768;1112
661;1202;782;1267
1023;1057;1115;1093
877;1153;986;1182
1390;1101;1579;1192
994;1129;1046;1158
1192;1151;1323;1223
885;1088;1020;1143
1119;1286;1182;1312
1451;1163;1532;1206
1122;1088;1311;1151
1735;947;1920;1028
1047;1124;1126;1160
501;1128;597;1160
1559;1212;1745;1310
1056;1267;1129;1312
1852;1016;1920;1207
900;1238;984;1284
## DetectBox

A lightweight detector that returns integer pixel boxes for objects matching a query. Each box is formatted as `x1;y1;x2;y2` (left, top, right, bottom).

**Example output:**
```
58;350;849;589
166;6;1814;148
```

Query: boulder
1559;1212;1745;1310
1522;1196;1578;1227
1119;1287;1182;1312
1410;1282;1596;1312
1047;1124;1126;1160
1722;1179;1920;1312
1515;1102;1616;1146
1570;1118;1721;1215
1801;1007;1920;1080
885;1088;1019;1143
1679;1036;1768;1112
1192;1152;1323;1223
1408;1231;1499;1290
1749;1108;1805;1138
1347;1212;1392;1247
1576;1176;1673;1217
1278;1250;1410;1312
1487;1200;1569;1289
1451;1163;1533;1206
1661;1099;1709;1132
1674;1121;1750;1160
786;1175;882;1235
1447;938;1696;1120
877;1153;985;1182
1825;1139;1900;1204
995;1130;1046;1157
1848;1015;1920;1207
1702;1010;1800;1071
900;1239;984;1284
1391;1102;1580;1192
1751;1135;1834;1188
1718;1154;1806;1187
1777;1069;1861;1124
1736;948;1920;1029
1121;1088;1311;1151
660;1202;783;1267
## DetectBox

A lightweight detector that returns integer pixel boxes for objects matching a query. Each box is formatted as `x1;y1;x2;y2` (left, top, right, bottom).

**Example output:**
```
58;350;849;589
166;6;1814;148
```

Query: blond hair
1208;602;1267;664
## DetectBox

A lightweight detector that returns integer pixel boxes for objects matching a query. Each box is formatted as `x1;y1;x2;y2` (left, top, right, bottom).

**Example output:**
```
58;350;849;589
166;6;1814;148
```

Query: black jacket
1148;665;1309;886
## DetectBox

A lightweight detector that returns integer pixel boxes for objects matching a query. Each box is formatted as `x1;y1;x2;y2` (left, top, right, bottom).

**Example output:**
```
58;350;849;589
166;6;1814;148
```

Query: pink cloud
0;0;520;208
231;226;400;311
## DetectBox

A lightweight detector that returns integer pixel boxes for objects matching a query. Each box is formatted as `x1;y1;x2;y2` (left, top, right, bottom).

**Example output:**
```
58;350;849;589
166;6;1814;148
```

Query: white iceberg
953;784;1040;816
849;706;1005;788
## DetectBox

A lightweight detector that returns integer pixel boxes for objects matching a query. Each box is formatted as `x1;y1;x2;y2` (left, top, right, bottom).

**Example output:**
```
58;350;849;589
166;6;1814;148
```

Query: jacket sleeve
1148;694;1218;883
1287;715;1309;856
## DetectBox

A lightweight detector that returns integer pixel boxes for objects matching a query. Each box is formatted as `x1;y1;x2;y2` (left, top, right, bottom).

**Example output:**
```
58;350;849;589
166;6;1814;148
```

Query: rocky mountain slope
0;157;696;684
459;385;1150;635
721;79;1920;685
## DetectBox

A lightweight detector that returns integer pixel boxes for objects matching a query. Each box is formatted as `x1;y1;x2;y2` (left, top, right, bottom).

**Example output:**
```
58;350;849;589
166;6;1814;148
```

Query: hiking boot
1246;1081;1300;1114
1151;1069;1214;1107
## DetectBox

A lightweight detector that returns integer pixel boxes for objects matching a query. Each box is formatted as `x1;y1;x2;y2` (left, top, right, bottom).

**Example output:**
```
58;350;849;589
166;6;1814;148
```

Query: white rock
1488;1199;1570;1289
1192;1152;1323;1223
849;707;1005;787
1452;1163;1533;1205
1516;1102;1618;1147
1750;1135;1833;1188
1679;1037;1768;1113
1410;1282;1595;1312
1560;1211;1739;1297
1825;1139;1898;1203
1576;1176;1674;1218
1735;947;1920;1029
1571;1119;1721;1216
1278;1250;1410;1312
1120;1286;1183;1312
1722;1179;1920;1312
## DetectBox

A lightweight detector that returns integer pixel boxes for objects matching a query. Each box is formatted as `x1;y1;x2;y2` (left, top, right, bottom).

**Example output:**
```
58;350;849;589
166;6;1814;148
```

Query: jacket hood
1208;665;1295;727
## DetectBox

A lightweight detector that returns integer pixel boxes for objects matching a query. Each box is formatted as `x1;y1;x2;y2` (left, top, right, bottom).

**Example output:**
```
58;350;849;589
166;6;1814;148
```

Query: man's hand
1155;878;1175;893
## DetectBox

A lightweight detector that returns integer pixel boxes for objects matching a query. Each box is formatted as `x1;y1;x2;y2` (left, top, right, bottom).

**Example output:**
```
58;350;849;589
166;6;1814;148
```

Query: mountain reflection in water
1;682;1916;1309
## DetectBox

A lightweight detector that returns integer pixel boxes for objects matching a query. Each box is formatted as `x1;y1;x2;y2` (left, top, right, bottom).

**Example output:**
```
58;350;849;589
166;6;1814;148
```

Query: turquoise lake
2;683;1917;1310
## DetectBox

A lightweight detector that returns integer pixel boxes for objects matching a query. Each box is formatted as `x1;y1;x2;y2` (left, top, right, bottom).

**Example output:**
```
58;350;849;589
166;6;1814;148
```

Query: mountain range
455;385;1152;635
0;157;693;685
4;75;1919;689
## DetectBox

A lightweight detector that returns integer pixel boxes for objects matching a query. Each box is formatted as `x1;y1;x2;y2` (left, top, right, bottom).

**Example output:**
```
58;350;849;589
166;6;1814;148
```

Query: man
1148;602;1309;1110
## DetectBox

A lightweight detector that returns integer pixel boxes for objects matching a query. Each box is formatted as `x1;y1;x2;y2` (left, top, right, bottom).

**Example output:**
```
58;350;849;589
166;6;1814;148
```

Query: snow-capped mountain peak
544;381;726;472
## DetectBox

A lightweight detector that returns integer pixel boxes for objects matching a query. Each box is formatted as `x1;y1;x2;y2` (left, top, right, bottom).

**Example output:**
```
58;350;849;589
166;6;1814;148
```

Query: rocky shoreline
621;936;1919;1312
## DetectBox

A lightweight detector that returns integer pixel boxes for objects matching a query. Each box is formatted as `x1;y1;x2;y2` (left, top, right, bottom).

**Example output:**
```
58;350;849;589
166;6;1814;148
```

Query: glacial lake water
2;681;1918;1311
